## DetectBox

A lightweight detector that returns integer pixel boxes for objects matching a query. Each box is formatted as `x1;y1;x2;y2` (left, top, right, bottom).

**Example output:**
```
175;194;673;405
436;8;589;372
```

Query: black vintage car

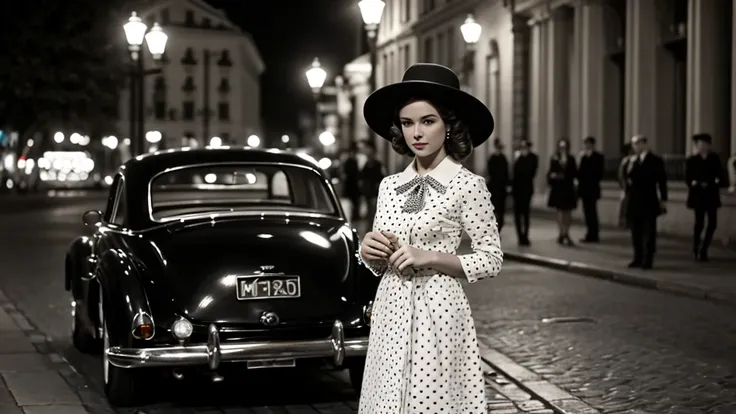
65;148;379;406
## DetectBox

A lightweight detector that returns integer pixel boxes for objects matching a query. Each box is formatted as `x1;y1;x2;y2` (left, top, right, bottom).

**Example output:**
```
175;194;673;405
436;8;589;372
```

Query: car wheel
347;357;366;395
100;292;148;407
71;299;97;353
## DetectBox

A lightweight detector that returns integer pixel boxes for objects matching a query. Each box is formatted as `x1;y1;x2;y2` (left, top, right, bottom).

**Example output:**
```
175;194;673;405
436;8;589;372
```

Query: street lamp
460;14;482;88
123;12;168;157
305;58;327;95
359;0;385;94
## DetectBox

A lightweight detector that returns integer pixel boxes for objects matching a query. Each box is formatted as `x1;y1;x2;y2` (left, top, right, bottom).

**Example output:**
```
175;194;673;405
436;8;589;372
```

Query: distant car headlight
363;301;373;327
171;317;193;340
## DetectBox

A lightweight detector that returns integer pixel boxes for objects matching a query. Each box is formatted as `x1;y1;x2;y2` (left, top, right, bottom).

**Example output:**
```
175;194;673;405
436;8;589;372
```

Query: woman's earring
445;130;450;139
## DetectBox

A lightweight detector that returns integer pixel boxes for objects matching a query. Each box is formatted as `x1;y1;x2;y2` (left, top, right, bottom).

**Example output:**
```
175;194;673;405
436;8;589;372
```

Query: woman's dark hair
388;96;473;161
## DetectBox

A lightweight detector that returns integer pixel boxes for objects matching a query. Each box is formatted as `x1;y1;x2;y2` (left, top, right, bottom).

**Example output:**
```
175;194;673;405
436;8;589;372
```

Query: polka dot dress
358;156;504;414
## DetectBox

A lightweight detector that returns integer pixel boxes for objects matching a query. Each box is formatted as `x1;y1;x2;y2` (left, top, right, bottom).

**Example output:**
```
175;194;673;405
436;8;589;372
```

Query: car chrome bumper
106;320;368;370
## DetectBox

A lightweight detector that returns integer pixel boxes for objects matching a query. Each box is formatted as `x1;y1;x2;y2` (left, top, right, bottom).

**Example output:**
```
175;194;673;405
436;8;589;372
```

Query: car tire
101;295;149;406
347;357;366;395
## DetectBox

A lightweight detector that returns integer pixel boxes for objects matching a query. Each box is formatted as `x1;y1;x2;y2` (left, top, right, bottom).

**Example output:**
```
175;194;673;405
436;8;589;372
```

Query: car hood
145;214;359;326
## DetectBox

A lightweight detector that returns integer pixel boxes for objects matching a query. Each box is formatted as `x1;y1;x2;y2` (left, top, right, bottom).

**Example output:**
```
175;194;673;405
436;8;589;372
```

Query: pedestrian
512;139;538;246
685;133;723;261
623;135;668;269
358;140;385;230
357;63;503;414
342;143;362;222
617;141;635;229
546;138;578;246
577;136;604;242
486;138;509;233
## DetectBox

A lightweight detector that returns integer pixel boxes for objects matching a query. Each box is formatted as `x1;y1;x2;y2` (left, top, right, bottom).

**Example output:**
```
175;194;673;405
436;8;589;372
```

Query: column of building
511;14;531;151
528;12;548;171
624;0;658;146
576;1;606;151
733;0;736;157
544;8;571;160
687;0;731;157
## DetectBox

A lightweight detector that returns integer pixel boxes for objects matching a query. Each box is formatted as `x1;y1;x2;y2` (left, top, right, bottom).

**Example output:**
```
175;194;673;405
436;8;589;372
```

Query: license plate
246;359;296;369
236;275;301;300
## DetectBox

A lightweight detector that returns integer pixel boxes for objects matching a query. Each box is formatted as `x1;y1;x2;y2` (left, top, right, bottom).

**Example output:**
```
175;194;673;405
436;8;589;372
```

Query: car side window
102;175;122;223
110;180;127;226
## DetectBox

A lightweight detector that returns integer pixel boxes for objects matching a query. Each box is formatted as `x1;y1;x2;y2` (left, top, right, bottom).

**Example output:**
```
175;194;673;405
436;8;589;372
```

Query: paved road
0;201;734;413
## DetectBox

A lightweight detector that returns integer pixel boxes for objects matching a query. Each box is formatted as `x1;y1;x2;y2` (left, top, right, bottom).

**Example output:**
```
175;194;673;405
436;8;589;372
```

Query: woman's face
398;100;447;158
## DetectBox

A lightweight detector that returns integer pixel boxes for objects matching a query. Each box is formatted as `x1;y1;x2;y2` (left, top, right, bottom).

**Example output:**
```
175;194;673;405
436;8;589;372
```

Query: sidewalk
498;216;736;306
0;289;111;414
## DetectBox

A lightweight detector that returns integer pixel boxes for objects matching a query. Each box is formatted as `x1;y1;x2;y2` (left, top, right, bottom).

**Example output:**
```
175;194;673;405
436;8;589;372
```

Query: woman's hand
361;231;394;262
388;244;433;273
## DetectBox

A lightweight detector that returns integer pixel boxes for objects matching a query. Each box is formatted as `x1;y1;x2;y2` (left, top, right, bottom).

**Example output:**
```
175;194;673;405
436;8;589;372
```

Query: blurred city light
145;22;168;59
461;14;482;44
281;134;290;144
247;135;261;147
53;132;64;143
318;131;335;146
318;157;332;170
359;0;386;28
146;130;162;143
305;58;327;91
209;136;222;147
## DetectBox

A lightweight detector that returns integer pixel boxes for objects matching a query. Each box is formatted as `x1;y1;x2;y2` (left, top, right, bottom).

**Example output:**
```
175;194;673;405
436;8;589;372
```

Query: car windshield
149;163;338;221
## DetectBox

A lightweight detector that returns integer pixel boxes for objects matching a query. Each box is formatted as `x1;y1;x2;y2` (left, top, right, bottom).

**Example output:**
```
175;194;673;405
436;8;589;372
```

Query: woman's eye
423;119;434;125
401;122;411;127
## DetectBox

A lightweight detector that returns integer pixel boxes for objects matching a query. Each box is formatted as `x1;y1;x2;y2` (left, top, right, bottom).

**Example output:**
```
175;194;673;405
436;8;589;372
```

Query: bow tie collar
395;175;447;213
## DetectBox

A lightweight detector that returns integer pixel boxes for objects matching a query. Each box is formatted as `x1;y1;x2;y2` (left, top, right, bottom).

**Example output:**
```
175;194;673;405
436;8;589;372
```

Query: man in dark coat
358;140;385;230
685;133;723;261
341;144;362;221
577;136;605;242
512;139;538;246
623;135;668;269
486;138;509;233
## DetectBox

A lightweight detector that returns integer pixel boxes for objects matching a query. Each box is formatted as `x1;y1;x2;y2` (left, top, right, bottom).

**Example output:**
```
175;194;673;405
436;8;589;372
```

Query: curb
479;343;602;414
0;289;114;413
505;252;736;307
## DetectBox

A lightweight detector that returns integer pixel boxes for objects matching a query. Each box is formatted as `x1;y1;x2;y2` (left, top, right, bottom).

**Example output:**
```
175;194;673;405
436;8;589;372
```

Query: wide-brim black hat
363;63;494;148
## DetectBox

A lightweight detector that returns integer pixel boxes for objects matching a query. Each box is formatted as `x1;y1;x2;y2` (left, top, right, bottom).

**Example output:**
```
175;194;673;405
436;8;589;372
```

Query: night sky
205;0;365;142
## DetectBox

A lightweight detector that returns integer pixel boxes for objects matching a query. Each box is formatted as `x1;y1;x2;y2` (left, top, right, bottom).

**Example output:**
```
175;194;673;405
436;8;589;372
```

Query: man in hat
685;133;723;261
512;139;538;246
577;136;605;242
624;135;668;269
341;143;362;222
486;138;509;233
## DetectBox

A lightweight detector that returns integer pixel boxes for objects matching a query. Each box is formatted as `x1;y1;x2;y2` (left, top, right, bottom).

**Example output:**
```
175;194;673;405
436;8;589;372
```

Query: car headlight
171;317;193;340
363;302;373;327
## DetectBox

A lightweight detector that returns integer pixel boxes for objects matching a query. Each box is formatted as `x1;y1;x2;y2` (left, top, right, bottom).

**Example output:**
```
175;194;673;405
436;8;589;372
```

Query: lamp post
123;12;168;157
359;0;385;145
460;14;482;90
305;58;327;147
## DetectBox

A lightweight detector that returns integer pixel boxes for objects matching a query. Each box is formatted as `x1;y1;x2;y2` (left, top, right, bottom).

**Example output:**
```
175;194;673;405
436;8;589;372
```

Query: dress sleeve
357;177;388;277
457;175;504;283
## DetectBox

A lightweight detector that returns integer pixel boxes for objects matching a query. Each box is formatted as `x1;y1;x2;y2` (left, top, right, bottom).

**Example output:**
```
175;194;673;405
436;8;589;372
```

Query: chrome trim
106;320;368;369
131;311;155;340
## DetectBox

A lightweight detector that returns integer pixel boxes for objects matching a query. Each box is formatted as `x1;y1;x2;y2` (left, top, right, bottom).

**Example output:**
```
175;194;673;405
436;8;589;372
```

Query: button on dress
358;156;504;414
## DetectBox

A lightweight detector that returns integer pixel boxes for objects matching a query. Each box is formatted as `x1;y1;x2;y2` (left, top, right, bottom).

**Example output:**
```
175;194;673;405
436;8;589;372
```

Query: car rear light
363;302;373;327
131;312;155;340
171;317;193;340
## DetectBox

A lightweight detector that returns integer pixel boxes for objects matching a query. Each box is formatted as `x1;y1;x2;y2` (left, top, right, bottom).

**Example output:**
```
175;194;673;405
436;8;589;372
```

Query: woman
358;63;503;413
546;138;577;245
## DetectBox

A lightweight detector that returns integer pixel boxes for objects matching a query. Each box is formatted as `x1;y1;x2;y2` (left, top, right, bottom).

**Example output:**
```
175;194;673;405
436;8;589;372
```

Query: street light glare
145;23;168;58
305;58;327;90
460;14;482;44
247;134;261;147
281;134;290;143
123;12;147;47
359;0;386;26
146;130;162;143
53;132;64;143
319;131;336;146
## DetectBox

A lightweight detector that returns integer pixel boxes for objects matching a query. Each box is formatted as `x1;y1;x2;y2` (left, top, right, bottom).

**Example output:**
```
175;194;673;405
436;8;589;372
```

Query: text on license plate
236;275;301;300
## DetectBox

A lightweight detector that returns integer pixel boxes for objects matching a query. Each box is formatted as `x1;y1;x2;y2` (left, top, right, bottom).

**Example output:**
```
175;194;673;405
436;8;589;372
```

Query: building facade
117;0;265;150
345;0;736;242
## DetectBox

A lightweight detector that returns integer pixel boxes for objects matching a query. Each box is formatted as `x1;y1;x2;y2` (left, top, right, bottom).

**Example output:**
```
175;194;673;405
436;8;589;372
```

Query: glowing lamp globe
145;23;168;59
305;58;327;91
359;0;386;27
123;12;147;48
460;14;482;44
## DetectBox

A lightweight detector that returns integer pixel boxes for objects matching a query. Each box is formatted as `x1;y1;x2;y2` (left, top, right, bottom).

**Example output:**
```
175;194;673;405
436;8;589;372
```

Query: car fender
96;249;154;346
65;236;94;296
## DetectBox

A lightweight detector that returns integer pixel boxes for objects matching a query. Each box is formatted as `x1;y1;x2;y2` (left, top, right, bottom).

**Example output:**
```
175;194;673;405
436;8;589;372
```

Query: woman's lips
412;143;427;149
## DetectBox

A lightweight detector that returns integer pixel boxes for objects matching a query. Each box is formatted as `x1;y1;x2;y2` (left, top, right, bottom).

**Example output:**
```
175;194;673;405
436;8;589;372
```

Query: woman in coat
357;63;503;413
546;138;578;245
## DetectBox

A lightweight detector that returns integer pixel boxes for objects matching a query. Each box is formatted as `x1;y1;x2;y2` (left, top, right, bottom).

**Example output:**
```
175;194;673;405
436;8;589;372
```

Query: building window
437;32;445;65
182;76;195;93
424;37;434;62
153;77;166;120
160;8;170;25
217;50;232;67
401;0;411;22
185;10;195;25
181;48;197;65
182;101;194;120
218;78;230;94
218;102;230;121
202;18;211;28
154;102;166;120
446;27;455;65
